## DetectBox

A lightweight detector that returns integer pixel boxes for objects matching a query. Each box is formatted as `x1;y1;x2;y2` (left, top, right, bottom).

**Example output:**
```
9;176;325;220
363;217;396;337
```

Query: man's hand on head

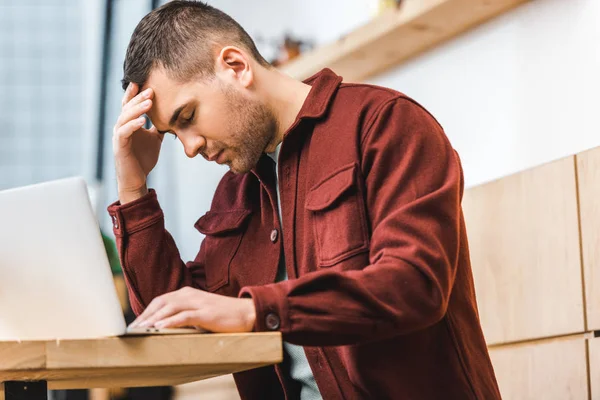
129;287;257;333
113;82;164;204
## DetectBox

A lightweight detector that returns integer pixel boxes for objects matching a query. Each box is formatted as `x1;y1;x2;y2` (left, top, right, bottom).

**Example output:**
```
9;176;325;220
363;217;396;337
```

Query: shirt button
265;313;280;330
112;216;118;229
270;229;278;243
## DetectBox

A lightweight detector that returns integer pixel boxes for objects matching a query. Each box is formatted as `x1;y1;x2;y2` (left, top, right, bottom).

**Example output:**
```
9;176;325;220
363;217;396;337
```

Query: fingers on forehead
122;82;141;105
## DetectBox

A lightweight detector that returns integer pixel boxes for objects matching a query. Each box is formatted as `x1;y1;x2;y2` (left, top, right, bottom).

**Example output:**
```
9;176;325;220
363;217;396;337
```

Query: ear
215;46;254;89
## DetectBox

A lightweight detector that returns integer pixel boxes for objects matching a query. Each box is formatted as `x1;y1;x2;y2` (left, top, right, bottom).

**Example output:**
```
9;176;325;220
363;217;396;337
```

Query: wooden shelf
281;0;531;82
0;333;282;391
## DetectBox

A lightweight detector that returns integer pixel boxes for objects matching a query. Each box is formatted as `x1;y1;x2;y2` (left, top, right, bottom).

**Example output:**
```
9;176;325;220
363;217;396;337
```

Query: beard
219;83;278;174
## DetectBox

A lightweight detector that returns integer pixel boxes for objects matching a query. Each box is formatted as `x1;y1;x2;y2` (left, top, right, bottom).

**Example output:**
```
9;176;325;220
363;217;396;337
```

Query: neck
259;68;312;154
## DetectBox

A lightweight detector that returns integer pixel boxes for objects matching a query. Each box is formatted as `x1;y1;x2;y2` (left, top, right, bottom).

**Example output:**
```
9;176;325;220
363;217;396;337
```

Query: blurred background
2;0;598;261
1;0;600;399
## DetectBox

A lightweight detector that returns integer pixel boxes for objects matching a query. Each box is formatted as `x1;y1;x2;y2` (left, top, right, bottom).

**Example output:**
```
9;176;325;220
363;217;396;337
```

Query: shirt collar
295;68;343;120
251;68;343;181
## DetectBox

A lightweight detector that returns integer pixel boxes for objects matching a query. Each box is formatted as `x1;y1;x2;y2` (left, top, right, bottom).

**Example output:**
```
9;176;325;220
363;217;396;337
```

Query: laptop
0;177;199;341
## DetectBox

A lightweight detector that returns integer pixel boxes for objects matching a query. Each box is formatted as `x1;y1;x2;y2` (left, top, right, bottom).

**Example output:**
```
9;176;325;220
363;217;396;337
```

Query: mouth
205;150;222;162
206;149;227;165
216;149;228;165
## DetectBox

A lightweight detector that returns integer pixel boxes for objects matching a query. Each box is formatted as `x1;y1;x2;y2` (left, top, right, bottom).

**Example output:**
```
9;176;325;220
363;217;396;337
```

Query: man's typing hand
129;287;257;333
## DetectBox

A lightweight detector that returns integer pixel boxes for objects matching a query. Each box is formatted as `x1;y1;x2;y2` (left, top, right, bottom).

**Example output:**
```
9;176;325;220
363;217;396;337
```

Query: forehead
142;68;213;129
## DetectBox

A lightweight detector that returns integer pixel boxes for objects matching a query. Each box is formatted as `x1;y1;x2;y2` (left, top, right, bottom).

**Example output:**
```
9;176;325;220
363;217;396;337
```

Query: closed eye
180;110;195;127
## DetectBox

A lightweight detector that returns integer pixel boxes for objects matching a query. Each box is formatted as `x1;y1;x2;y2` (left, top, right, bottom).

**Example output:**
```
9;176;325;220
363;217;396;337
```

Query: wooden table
0;333;282;400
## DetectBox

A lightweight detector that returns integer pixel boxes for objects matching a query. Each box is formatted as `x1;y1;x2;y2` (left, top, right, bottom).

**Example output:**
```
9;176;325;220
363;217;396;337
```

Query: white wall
368;0;600;188
162;0;600;260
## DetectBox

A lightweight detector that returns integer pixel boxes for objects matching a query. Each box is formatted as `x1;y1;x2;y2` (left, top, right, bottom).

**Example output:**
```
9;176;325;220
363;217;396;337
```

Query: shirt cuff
106;189;163;237
239;283;290;333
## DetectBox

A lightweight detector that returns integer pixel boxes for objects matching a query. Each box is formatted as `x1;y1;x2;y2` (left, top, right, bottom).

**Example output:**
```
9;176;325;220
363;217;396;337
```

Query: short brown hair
121;1;269;90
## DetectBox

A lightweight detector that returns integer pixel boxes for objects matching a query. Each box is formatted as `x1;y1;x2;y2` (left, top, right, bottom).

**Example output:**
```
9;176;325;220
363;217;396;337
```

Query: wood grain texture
0;341;45;370
489;336;588;399
45;333;281;369
0;333;282;390
281;0;531;82
576;147;600;330
462;156;584;344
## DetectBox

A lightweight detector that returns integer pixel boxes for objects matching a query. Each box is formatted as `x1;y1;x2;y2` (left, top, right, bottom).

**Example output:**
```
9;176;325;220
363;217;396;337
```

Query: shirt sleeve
239;97;465;346
107;190;206;315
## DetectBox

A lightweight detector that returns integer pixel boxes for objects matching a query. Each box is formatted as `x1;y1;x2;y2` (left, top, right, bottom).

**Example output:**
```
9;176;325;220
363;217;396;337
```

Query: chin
226;161;244;174
229;165;251;174
228;160;256;174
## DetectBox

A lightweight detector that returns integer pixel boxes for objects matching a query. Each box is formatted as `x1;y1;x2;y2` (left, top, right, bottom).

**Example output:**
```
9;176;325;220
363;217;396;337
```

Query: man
109;1;501;399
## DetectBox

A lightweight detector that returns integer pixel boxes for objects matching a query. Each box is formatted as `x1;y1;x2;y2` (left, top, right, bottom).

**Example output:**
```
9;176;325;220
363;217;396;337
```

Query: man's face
143;68;277;174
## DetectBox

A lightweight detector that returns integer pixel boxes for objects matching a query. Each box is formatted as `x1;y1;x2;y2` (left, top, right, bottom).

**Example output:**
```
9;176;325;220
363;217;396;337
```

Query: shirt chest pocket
194;209;251;292
306;163;370;267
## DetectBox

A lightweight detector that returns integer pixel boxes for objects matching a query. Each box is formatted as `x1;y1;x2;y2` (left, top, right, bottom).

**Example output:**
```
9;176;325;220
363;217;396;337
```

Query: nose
184;145;196;159
182;135;206;159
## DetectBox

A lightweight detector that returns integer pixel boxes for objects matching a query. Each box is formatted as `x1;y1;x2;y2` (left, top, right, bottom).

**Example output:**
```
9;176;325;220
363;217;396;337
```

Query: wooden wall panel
463;156;584;344
489;336;588;400
576;147;600;330
587;336;600;399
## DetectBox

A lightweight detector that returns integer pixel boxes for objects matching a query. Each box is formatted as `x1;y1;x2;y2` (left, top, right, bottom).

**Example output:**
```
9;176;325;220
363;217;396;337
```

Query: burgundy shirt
108;69;501;399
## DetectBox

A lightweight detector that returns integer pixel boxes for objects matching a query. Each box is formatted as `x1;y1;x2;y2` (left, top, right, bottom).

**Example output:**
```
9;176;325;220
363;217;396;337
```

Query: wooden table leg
3;381;47;400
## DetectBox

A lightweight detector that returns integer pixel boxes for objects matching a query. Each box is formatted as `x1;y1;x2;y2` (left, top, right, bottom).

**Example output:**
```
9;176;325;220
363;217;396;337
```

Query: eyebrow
157;104;186;135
